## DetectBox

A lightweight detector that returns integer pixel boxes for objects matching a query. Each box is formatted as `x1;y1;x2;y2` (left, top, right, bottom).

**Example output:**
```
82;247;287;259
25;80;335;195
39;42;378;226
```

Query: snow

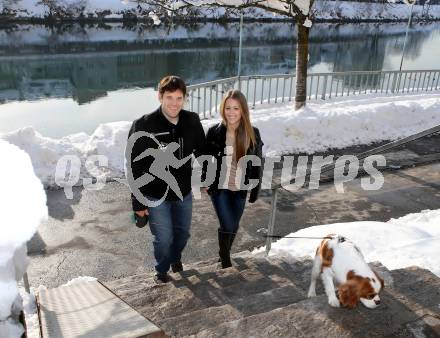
62;276;97;286
0;318;24;338
294;0;311;15
148;11;161;26
2;0;440;21
254;208;440;277
1;91;440;188
242;92;440;156
0;140;48;338
0;0;136;18
303;18;312;27
19;289;39;338
312;0;439;21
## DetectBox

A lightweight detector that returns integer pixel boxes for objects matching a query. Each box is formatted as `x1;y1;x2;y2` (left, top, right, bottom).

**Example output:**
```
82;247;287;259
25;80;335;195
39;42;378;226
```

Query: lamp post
238;12;244;89
400;0;415;71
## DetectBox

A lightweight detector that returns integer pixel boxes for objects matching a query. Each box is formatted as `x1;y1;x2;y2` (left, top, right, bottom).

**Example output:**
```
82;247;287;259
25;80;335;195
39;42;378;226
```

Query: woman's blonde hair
220;90;256;161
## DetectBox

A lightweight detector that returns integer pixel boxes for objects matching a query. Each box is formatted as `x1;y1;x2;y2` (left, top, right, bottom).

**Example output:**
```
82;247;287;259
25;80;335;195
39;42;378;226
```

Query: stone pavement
27;134;440;289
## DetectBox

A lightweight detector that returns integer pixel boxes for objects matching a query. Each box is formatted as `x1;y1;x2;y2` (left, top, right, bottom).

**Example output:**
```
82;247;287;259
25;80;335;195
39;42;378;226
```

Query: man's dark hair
158;75;187;96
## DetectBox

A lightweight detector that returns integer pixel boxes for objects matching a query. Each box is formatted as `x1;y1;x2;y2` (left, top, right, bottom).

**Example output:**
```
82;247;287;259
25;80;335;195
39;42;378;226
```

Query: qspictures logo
55;133;386;202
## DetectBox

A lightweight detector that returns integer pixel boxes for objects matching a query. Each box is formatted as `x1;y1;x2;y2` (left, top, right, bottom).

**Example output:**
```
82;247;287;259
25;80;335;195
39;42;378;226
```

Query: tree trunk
295;22;309;110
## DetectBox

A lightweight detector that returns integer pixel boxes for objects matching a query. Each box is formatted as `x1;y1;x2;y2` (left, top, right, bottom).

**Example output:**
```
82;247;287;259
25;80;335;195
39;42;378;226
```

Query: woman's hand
135;209;149;217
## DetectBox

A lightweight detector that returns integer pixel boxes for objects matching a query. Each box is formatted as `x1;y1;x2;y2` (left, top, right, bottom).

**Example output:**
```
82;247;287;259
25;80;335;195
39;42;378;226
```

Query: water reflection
0;22;439;137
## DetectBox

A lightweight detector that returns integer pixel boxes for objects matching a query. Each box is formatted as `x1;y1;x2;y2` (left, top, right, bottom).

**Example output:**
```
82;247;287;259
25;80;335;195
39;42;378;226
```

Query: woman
205;89;264;268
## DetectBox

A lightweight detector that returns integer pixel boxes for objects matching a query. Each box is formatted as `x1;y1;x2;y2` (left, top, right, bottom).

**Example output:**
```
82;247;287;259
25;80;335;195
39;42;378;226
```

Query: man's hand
135;209;149;217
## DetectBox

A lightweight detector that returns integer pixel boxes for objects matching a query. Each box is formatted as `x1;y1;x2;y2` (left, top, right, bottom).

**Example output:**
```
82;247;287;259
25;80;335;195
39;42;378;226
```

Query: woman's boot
218;230;232;268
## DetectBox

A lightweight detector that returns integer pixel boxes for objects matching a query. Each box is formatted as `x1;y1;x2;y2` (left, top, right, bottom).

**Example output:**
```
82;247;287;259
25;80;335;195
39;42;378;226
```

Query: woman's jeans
210;190;246;235
147;193;192;274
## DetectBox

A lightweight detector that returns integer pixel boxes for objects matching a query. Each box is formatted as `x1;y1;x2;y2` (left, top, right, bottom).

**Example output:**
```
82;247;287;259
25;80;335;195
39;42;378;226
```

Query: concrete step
387;266;440;323
158;284;305;337
105;252;312;297
195;265;440;338
108;261;302;323
104;251;438;338
103;251;251;292
103;254;318;329
104;253;338;337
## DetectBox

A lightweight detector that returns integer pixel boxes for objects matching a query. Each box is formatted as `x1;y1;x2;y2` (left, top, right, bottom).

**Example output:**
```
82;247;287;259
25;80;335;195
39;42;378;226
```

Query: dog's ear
338;281;359;309
373;270;385;289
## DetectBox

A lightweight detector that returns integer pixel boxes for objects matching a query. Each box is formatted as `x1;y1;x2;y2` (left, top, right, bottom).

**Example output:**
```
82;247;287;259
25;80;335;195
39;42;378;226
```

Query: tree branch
138;0;313;22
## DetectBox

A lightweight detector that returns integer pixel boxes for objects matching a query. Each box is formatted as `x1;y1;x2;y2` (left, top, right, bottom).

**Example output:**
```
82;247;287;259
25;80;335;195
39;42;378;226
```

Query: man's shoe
171;261;183;273
154;273;170;284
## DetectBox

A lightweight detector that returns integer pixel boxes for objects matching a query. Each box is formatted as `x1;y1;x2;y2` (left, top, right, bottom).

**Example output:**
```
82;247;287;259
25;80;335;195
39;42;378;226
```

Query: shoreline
2;16;440;25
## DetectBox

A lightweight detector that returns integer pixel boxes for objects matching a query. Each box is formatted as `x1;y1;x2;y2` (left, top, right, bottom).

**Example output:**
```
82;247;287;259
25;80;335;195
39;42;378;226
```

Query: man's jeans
147;193;192;274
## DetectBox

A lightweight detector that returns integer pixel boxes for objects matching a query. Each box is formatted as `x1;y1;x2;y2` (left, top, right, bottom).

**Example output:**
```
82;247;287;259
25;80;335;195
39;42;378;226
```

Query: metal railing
186;69;440;119
264;123;440;254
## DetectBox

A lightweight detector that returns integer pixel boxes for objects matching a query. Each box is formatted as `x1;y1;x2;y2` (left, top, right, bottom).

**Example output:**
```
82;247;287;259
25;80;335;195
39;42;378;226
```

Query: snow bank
1;91;440;188
0;140;48;338
245;92;440;156
254;208;440;277
0;122;129;187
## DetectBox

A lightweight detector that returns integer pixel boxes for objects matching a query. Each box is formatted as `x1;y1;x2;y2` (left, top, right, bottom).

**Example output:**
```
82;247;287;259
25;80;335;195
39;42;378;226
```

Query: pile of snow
1;122;129;187
0;140;48;338
246;91;440;156
1;91;440;188
255;208;440;277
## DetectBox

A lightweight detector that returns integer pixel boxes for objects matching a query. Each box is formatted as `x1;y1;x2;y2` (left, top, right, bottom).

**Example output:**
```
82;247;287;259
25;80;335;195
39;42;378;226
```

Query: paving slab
38;281;165;338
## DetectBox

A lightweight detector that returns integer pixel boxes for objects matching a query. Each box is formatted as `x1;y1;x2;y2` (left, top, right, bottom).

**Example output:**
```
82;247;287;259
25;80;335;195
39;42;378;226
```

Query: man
126;75;206;283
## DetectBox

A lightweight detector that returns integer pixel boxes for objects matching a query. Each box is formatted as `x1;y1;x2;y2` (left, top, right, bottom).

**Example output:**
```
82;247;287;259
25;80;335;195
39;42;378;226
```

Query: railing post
265;188;279;255
396;71;404;93
23;272;30;293
197;87;200;114
321;75;328;100
391;72;398;93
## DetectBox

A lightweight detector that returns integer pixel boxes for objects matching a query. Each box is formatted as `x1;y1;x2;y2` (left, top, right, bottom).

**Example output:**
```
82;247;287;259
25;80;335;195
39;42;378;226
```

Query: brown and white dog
307;234;384;309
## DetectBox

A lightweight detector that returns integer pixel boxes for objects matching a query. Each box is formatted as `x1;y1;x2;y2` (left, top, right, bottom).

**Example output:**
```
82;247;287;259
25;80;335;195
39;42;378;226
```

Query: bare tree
139;0;315;109
37;0;88;18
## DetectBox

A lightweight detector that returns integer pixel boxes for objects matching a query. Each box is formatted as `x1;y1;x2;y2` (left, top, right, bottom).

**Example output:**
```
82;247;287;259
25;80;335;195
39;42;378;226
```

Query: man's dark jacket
204;123;264;203
127;107;206;211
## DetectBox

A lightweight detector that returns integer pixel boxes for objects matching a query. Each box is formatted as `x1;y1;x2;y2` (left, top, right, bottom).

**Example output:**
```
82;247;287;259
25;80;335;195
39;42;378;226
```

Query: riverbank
1;91;440;188
1;1;440;25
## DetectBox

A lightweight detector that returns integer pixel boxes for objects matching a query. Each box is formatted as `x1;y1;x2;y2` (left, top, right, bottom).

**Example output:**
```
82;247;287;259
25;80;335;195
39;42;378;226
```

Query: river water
0;22;439;137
